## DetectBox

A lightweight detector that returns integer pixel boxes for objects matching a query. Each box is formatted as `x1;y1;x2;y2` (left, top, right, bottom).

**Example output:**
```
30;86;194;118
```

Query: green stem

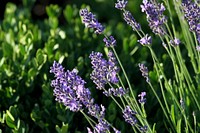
80;110;96;128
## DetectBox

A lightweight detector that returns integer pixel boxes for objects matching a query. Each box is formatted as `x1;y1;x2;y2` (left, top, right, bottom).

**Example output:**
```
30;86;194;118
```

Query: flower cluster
169;37;181;47
87;119;121;133
123;10;141;31
122;106;137;126
196;45;200;51
182;0;200;43
140;125;148;133
138;92;147;104
103;87;127;97
50;61;121;132
141;0;167;35
115;0;141;31
103;36;117;47
80;8;104;34
50;61;93;112
115;0;128;10
138;34;152;45
89;51;119;89
138;63;150;83
88;104;105;119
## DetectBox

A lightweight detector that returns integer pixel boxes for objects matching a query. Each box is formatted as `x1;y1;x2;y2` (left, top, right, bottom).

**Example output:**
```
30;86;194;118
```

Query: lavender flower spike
80;8;104;34
88;104;105;119
94;119;110;133
50;61;93;112
138;92;147;104
141;0;167;35
196;45;200;51
138;63;150;83
89;51;119;89
123;11;141;31
103;87;127;97
123;106;137;126
169;37;181;47
138;34;152;45
182;0;200;43
115;0;128;10
103;36;117;47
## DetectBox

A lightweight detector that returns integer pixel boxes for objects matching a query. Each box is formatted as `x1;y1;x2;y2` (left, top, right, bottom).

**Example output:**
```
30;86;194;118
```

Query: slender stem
148;83;175;131
111;47;141;111
80;110;96;128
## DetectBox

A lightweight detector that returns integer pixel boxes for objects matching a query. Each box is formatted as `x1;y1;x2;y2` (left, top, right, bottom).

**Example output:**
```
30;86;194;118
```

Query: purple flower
123;10;141;31
103;36;117;47
88;121;120;133
196;45;200;51
94;119;110;133
113;128;121;133
107;51;119;83
180;98;185;109
138;34;152;45
138;92;147;104
103;87;127;97
88;104;105;119
89;51;119;89
87;127;93;133
138;63;150;83
123;106;137;126
169;37;181;46
140;125;148;132
80;8;104;34
141;0;167;35
50;61;93;112
115;0;128;10
182;0;200;43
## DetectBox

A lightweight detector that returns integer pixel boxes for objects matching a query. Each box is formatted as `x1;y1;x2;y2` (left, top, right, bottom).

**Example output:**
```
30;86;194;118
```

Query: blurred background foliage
0;0;166;132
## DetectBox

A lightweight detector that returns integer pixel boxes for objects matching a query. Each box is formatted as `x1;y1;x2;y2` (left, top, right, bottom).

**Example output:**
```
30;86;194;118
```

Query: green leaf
5;3;17;16
19;31;34;45
22;0;35;8
6;110;16;129
2;42;13;58
61;123;68;133
36;49;47;66
176;119;182;133
64;5;73;23
28;68;37;78
107;102;117;122
170;105;175;125
46;5;61;17
56;125;61;133
152;123;156;133
19;45;25;55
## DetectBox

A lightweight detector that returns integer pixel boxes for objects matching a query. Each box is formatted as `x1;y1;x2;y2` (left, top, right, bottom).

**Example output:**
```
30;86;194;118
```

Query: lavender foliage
122;106;137;126
50;61;93;112
80;8;104;34
141;0;167;35
89;51;119;89
182;0;200;43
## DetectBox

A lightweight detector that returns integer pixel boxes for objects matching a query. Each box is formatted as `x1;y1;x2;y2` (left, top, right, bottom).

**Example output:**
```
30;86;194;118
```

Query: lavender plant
50;0;200;132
